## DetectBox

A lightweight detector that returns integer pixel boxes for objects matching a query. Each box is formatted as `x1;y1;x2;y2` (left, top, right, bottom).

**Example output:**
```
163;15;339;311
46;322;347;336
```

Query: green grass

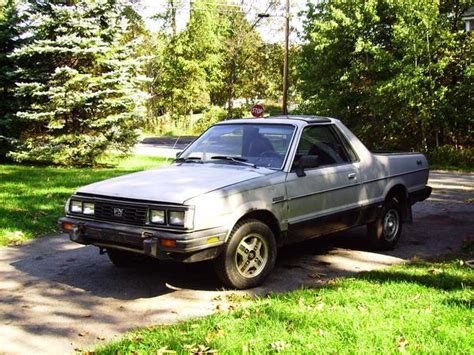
0;155;170;246
96;259;473;354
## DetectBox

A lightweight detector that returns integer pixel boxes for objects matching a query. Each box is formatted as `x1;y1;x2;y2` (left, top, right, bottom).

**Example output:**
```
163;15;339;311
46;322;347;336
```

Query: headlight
169;210;185;226
70;200;82;213
150;209;165;224
83;202;95;215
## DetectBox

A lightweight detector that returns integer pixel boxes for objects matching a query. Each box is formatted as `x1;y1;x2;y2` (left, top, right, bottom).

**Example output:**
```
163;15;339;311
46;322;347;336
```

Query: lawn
0;155;170;246
97;259;473;354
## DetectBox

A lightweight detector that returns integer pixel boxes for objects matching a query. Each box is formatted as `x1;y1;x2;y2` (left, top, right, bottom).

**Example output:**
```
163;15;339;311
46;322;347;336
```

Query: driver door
285;124;361;240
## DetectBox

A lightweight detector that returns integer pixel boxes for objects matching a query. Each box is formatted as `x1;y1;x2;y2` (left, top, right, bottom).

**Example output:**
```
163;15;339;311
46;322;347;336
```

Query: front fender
225;200;286;241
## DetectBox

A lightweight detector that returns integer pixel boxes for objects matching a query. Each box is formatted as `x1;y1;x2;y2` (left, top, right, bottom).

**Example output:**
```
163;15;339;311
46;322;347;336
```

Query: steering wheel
259;151;281;158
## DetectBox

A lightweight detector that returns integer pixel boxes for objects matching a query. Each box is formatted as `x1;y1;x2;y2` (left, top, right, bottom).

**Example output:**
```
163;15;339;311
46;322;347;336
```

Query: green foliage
0;155;169;246
9;0;148;166
96;259;473;354
0;0;24;159
194;105;228;133
426;145;474;170
145;0;284;126
148;1;227;119
298;0;473;151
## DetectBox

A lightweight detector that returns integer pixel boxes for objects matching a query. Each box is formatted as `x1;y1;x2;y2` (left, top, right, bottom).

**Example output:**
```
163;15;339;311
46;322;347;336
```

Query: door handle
348;173;357;180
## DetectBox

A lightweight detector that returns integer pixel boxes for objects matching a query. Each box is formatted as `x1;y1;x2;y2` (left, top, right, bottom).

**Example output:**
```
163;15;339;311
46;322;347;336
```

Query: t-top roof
219;115;334;125
270;115;332;123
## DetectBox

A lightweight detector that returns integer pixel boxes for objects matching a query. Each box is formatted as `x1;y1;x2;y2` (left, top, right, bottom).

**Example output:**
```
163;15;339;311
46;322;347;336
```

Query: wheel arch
385;184;412;223
228;209;281;242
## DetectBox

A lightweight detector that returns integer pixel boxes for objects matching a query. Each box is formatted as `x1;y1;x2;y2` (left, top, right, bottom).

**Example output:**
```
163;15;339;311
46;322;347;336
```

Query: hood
76;163;275;204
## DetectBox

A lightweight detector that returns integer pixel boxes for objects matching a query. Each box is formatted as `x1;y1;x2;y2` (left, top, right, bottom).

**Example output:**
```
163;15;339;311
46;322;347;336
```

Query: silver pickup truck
59;116;431;289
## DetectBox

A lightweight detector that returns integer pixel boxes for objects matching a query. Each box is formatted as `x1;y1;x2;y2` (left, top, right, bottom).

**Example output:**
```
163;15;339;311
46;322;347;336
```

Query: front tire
214;219;277;289
367;197;403;250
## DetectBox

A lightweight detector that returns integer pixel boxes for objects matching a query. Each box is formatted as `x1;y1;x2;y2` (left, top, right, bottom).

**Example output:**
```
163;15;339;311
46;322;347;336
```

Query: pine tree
10;0;148;166
0;0;24;158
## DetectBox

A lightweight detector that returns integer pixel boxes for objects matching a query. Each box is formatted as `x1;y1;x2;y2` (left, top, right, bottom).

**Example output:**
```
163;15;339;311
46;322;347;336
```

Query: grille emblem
113;208;124;217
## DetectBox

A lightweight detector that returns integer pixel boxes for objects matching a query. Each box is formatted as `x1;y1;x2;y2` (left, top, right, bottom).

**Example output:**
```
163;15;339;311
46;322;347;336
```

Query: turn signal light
160;239;177;248
207;236;219;244
62;222;75;231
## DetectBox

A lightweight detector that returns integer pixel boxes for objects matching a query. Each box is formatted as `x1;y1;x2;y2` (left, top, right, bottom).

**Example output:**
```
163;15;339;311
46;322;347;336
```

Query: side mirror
175;151;182;158
295;155;319;177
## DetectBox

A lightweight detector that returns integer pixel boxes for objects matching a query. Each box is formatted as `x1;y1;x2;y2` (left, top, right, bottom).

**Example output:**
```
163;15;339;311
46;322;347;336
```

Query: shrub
194;106;228;133
426;145;474;170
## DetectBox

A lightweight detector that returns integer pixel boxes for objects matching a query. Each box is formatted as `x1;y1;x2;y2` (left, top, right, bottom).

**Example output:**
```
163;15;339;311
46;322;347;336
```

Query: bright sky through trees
137;0;308;43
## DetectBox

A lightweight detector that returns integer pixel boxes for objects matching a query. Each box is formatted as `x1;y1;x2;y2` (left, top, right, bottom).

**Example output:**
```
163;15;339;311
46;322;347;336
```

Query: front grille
94;201;148;225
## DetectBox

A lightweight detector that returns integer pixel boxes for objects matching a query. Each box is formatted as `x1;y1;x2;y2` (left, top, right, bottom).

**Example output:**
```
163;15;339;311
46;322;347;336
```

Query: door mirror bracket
295;155;319;177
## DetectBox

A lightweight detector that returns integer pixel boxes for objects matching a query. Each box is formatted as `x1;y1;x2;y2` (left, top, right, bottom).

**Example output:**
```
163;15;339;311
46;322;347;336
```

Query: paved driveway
0;171;473;354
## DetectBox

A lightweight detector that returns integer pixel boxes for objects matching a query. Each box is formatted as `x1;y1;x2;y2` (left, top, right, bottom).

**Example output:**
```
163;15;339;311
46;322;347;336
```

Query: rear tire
107;249;151;268
367;197;403;250
214;219;277;289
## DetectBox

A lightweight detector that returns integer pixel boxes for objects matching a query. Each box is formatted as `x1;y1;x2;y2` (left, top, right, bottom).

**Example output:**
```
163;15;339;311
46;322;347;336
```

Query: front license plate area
87;227;143;248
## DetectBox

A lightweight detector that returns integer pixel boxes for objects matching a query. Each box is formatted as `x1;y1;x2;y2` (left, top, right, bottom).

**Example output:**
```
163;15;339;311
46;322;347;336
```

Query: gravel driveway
0;171;472;354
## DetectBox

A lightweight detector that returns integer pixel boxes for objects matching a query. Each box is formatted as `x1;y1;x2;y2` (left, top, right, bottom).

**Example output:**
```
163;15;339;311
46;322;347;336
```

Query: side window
293;125;351;168
333;126;359;162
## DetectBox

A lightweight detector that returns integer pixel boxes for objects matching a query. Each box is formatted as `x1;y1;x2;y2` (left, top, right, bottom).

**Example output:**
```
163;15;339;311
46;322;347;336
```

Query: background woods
0;0;472;166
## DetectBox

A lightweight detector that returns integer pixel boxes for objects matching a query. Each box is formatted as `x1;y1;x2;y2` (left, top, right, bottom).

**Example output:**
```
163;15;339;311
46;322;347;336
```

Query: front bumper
58;217;227;263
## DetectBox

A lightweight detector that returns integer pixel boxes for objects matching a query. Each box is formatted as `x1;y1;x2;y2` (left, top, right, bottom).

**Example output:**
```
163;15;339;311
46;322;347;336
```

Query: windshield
179;123;296;169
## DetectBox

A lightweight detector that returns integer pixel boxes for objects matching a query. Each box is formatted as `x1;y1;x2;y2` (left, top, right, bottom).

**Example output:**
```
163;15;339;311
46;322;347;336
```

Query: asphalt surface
0;171;473;354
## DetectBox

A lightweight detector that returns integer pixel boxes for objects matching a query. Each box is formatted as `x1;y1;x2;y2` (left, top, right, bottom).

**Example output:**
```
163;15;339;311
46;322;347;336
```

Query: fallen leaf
131;335;143;342
314;328;326;336
185;344;217;354
270;340;291;352
396;337;409;348
78;332;88;337
308;272;326;279
97;336;105;341
241;309;251;319
428;268;442;275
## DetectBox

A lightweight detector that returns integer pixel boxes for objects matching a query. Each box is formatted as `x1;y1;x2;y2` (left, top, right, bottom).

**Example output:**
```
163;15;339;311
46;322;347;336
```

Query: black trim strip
363;168;429;185
75;193;188;208
287;167;429;202
286;203;381;243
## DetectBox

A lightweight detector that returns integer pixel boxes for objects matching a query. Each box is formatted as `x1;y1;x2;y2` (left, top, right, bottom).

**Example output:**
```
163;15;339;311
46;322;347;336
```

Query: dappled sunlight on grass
96;260;473;354
0;155;169;246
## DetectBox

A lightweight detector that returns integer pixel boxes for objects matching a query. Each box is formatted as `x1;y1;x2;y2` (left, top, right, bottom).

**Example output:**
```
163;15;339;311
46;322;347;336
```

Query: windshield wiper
210;156;257;168
175;157;203;164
